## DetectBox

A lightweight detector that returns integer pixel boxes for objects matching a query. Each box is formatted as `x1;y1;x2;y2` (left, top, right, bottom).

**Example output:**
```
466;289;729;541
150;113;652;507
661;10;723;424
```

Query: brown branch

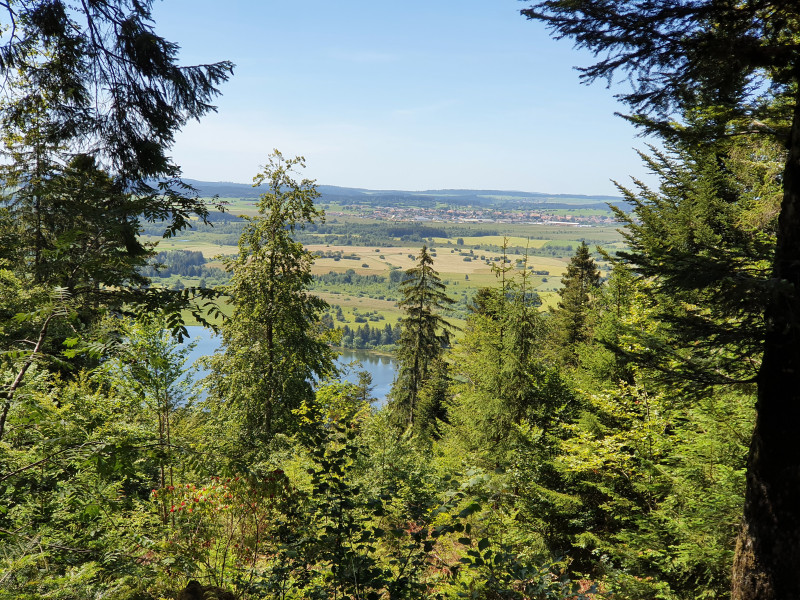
0;442;99;484
0;311;58;442
0;527;93;554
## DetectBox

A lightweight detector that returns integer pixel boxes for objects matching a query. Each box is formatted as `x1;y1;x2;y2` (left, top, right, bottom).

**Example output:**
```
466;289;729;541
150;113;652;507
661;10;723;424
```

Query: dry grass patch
457;235;549;248
308;244;571;279
537;291;560;310
314;292;400;313
142;237;239;258
314;292;404;326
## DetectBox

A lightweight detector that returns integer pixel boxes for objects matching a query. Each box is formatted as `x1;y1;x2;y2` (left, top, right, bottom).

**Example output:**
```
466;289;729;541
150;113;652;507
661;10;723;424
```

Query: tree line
337;322;402;350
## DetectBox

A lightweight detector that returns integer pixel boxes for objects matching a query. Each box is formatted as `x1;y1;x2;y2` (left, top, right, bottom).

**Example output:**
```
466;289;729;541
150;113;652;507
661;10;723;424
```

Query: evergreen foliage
446;268;579;559
141;250;207;278
205;151;336;455
0;0;233;188
521;2;800;595
611;137;781;387
0;2;788;597
573;262;638;388
552;241;601;364
0;318;204;598
0;148;159;371
338;322;401;350
389;246;455;432
0;1;232;347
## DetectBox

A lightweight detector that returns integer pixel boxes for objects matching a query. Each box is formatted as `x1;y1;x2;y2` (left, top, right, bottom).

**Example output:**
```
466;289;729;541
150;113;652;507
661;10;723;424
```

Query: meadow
142;201;625;328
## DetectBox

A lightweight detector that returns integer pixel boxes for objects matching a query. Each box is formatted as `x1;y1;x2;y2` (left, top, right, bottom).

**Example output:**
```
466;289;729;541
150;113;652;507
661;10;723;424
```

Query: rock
176;580;236;600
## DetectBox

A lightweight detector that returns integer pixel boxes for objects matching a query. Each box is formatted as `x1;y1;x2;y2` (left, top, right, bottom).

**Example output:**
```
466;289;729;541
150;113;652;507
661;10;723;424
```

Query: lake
182;326;397;405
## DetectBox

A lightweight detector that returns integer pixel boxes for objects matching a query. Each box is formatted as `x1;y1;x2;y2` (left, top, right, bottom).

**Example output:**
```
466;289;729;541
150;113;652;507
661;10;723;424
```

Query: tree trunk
732;84;800;600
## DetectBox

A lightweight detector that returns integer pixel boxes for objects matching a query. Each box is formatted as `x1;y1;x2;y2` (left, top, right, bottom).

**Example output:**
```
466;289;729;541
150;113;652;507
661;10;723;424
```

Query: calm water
335;348;397;404
182;326;397;405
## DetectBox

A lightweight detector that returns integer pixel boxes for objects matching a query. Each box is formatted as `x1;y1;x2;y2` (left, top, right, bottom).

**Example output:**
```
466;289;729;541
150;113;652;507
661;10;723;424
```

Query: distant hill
182;179;628;211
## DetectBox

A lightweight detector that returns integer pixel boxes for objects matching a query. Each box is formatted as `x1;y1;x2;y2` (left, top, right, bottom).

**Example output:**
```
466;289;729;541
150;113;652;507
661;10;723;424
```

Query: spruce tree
207;151;336;454
610;136;780;387
390;246;454;431
577;262;638;388
0;1;233;188
552;241;601;364
415;358;451;440
521;4;800;592
0;1;232;339
450;267;565;457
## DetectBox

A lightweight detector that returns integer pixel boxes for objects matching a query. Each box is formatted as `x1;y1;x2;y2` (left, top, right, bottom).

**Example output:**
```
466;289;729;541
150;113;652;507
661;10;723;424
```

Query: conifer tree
450;266;566;457
576;262;638;388
521;2;800;594
1;153;151;303
0;1;232;341
611;137;780;387
207;151;336;454
390;246;454;431
415;358;451;440
552;241;601;364
0;1;233;189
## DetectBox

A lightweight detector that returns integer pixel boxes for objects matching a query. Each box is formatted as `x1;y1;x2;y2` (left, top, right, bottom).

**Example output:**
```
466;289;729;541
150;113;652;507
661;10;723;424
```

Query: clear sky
152;0;656;196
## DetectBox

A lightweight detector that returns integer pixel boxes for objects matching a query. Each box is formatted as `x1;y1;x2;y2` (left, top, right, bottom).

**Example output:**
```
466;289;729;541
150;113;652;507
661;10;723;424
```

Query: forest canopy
0;1;794;599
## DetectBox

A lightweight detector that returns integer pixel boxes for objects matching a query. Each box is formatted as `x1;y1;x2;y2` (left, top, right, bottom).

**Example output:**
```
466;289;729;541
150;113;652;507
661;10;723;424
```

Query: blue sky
152;0;656;196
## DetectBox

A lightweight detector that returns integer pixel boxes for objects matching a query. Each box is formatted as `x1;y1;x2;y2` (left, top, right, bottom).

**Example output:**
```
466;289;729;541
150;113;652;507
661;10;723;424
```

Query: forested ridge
1;1;799;599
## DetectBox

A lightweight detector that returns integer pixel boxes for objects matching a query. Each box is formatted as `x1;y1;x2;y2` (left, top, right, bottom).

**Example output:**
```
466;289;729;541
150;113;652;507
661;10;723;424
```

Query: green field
431;235;550;248
144;206;623;330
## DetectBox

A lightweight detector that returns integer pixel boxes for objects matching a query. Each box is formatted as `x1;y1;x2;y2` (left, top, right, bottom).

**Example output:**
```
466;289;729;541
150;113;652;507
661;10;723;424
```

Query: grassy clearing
315;292;404;326
180;294;232;327
309;244;565;330
542;239;584;249
143;213;619;331
430;236;549;248
467;236;549;248
308;244;568;278
168;241;569;329
522;225;622;242
546;208;612;217
215;197;260;216
532;196;618;205
538;291;560;310
140;235;239;258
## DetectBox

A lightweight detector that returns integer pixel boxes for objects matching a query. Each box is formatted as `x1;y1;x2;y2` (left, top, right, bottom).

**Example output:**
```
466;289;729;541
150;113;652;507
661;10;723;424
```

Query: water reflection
335;348;397;406
182;327;397;405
